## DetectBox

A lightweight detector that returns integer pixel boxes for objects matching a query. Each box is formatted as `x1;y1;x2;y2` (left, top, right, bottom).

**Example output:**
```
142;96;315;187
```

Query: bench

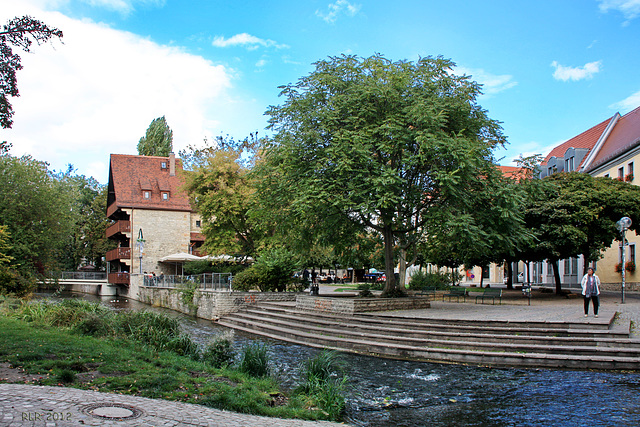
475;288;502;305
418;287;437;300
443;287;467;302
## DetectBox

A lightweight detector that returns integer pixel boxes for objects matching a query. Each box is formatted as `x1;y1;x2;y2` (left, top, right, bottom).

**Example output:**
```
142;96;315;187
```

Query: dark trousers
584;295;599;315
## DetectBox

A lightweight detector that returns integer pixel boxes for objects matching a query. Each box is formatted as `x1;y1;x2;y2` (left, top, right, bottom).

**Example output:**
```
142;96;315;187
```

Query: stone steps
217;303;640;370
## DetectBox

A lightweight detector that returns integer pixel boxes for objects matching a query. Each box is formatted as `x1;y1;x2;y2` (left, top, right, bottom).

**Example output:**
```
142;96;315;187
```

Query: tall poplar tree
137;116;173;157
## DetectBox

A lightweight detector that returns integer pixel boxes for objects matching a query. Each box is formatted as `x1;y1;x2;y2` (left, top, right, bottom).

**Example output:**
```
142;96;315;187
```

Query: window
196;220;201;227
143;191;150;199
630;244;636;265
548;167;553;176
565;156;575;172
161;161;168;169
162;192;169;200
604;174;609;178
619;167;625;179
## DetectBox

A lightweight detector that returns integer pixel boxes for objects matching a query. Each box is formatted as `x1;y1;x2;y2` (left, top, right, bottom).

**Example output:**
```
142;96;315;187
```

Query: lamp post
617;217;632;304
136;228;145;274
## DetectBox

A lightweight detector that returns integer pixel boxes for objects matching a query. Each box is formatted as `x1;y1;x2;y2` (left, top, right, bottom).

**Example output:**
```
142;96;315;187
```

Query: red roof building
105;153;204;286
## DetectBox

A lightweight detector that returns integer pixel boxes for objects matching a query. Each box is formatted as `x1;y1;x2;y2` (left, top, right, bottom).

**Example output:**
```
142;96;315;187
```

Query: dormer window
162;192;169;200
143;191;151;199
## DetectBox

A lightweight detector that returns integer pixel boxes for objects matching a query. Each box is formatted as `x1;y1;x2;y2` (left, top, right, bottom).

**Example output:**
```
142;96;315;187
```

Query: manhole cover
82;403;143;420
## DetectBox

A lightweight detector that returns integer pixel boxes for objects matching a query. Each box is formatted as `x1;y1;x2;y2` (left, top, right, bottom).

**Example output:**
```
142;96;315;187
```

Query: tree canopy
137;116;174;157
1;15;63;129
521;171;640;293
258;54;507;295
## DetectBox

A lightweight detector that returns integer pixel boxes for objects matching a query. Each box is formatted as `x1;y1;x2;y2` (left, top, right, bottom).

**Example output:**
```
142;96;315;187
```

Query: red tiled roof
588;106;640;169
542;116;614;166
107;154;193;215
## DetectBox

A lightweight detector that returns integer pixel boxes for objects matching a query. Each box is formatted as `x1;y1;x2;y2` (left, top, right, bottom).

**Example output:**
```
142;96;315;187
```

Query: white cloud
551;60;602;81
610;90;640;112
1;4;241;183
598;0;640;24
255;58;268;68
316;0;361;23
454;66;517;97
212;33;289;50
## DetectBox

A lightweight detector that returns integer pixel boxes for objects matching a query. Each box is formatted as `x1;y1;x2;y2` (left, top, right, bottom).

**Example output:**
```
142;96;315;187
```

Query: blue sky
2;0;640;183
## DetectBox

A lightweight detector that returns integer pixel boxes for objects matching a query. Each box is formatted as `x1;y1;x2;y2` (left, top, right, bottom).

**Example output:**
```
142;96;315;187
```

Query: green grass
0;303;342;421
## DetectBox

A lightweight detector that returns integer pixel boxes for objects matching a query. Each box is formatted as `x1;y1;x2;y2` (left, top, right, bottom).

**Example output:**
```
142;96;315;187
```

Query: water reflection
38;292;640;426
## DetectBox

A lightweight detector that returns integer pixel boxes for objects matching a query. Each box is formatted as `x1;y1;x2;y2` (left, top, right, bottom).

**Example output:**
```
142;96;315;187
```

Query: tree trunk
506;262;513;290
382;224;397;295
551;259;562;294
398;246;407;290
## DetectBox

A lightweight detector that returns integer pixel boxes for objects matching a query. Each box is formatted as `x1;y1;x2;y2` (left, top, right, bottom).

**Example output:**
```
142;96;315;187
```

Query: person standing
581;267;601;318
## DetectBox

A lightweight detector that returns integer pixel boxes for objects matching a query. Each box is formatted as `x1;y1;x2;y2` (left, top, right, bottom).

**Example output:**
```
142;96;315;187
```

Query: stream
43;293;640;426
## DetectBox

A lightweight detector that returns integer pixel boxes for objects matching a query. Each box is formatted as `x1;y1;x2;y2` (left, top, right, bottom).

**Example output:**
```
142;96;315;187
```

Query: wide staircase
217;301;640;370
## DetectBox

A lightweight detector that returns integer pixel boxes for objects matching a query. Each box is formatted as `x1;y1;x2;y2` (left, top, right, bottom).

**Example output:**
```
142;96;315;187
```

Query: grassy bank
0;297;346;421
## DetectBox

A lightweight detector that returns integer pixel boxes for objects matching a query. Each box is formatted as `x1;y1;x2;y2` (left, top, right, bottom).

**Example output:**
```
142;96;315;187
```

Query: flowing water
44;293;640;426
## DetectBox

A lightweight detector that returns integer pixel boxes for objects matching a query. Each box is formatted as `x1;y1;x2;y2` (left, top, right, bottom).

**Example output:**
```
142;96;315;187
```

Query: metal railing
53;271;108;281
143;273;232;291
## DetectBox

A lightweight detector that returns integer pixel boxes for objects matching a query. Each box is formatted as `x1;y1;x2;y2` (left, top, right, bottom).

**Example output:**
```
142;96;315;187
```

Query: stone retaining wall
296;295;430;315
137;286;297;320
601;282;640;292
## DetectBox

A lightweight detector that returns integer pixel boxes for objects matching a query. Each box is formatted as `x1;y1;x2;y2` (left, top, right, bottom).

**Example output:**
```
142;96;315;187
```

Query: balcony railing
106;247;131;262
108;272;130;285
106;220;131;238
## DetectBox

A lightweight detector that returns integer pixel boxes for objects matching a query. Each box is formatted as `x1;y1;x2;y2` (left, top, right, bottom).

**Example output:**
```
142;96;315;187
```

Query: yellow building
582;106;640;290
535;106;640;291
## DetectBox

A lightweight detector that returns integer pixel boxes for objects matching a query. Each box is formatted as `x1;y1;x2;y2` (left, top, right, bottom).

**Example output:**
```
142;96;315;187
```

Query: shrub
408;270;451;290
0;267;36;297
202;335;236;368
239;342;270;377
232;248;300;292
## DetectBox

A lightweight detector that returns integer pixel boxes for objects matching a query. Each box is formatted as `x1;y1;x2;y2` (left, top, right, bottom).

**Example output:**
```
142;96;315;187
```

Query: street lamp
617;217;632;304
136;228;145;274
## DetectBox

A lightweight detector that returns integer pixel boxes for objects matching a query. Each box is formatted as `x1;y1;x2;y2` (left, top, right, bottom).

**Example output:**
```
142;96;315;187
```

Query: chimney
169;152;175;176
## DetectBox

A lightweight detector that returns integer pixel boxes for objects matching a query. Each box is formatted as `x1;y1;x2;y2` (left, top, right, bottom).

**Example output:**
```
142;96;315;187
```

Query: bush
232;248;300;292
408;270;451;290
202;335;236;368
165;333;200;359
239;342;270;377
0;267;36;297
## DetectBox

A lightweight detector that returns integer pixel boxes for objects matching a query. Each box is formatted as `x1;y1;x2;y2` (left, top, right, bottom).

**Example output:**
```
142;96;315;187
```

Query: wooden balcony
108;272;130;285
106;247;131;262
106;220;131;238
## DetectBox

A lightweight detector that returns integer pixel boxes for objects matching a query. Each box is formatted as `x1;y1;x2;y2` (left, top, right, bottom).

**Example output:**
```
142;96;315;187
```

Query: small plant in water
297;349;347;420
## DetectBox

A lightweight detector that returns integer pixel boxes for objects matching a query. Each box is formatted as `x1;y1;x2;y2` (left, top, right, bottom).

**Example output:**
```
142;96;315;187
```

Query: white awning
159;252;204;262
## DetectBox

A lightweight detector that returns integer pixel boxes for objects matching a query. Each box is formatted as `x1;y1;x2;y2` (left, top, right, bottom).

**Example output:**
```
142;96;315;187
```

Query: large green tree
259;54;506;296
137;116;174;157
56;169;112;271
1;15;63;129
522;172;640;293
424;165;530;287
182;135;265;259
0;150;71;284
